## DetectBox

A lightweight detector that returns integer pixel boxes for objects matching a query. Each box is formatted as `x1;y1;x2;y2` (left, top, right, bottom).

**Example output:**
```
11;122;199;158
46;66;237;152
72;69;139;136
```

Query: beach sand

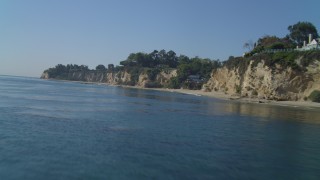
119;85;320;109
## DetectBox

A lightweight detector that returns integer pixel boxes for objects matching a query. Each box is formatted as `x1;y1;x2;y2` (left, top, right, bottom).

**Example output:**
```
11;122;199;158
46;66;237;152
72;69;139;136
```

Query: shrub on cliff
126;66;143;86
271;52;300;70
168;77;180;89
300;50;320;67
145;68;160;81
224;56;250;76
308;90;320;103
144;82;162;88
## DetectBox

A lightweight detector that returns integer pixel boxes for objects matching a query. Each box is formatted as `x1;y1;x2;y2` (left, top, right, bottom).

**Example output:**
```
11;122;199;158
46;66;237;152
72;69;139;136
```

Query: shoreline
118;85;320;109
43;78;320;109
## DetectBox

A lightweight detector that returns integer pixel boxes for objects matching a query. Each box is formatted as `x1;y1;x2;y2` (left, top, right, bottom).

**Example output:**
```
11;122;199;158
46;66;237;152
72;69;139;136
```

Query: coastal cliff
41;50;320;102
41;69;177;88
204;54;320;101
41;71;108;82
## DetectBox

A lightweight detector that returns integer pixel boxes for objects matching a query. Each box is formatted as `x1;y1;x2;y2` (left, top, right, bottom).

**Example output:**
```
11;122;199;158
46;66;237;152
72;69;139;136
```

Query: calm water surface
1;75;320;179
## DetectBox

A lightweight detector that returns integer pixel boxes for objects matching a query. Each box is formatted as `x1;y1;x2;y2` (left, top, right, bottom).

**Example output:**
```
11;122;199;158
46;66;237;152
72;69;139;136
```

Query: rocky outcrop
136;73;149;87
40;72;49;79
204;59;320;101
156;69;177;85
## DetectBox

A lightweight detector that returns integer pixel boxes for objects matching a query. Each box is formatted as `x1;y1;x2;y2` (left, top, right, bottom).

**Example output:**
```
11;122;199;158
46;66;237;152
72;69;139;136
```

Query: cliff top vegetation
43;21;320;89
245;21;319;57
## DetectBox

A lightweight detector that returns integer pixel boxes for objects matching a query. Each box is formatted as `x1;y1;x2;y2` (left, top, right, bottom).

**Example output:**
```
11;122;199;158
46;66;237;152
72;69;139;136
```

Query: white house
297;34;320;51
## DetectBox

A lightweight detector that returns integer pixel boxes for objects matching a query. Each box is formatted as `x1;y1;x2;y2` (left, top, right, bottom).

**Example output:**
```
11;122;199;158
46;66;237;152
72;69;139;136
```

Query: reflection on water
207;101;320;124
119;87;206;104
118;86;320;124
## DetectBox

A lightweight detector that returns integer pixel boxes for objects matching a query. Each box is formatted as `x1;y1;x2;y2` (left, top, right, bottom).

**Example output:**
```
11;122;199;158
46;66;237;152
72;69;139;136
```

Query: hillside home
186;75;204;84
297;34;320;51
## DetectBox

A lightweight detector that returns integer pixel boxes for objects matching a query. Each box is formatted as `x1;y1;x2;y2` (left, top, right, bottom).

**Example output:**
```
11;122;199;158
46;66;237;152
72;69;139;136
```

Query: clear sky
1;0;319;77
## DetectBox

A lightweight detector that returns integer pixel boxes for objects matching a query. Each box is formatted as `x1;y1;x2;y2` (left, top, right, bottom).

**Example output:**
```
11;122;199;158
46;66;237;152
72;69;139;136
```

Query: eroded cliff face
204;60;320;101
74;71;107;82
41;69;177;88
156;70;177;85
105;71;131;85
136;69;177;87
41;71;108;82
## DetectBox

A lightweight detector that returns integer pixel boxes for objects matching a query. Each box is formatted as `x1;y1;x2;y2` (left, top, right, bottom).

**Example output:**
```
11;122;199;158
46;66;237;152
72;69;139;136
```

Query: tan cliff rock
105;71;132;85
41;71;107;82
40;72;49;79
108;69;177;87
40;59;319;102
156;69;177;85
41;69;177;88
204;59;320;101
136;69;177;87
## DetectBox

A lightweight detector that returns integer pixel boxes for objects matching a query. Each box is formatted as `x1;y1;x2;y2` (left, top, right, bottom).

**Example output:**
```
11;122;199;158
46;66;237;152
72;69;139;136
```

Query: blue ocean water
0;75;320;179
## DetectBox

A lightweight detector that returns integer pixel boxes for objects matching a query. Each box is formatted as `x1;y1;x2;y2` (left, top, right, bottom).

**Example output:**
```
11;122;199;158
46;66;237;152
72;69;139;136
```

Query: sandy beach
118;85;320;109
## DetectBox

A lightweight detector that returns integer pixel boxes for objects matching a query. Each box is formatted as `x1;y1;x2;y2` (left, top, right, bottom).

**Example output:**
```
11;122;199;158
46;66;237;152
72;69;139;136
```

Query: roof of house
188;75;200;79
310;39;318;45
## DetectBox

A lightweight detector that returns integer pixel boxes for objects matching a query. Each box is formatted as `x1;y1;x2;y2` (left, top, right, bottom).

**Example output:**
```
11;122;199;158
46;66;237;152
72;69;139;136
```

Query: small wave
102;126;139;133
16;111;73;120
184;92;201;96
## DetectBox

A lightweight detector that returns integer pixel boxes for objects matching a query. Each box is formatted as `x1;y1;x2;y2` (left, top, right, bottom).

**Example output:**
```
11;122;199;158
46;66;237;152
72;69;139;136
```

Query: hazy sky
1;0;319;77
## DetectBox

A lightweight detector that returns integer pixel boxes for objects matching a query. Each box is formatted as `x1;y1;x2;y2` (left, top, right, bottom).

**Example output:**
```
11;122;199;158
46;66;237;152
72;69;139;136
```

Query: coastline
43;78;320;109
118;85;320;109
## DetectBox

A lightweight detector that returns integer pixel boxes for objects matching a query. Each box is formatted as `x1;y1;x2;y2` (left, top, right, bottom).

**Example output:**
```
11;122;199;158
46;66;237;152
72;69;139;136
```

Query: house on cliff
186;75;203;84
297;34;320;51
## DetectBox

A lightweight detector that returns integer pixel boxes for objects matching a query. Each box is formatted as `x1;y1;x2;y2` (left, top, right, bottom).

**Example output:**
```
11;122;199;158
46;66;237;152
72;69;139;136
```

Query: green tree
79;65;89;71
135;52;149;67
166;50;178;68
168;77;180;89
149;50;160;67
288;21;319;46
96;64;106;71
243;40;254;52
257;36;281;47
178;55;190;64
108;64;114;70
309;90;320;103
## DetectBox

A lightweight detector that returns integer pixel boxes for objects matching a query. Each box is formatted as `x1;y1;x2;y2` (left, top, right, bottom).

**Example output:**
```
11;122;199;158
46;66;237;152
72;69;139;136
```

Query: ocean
1;75;320;179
